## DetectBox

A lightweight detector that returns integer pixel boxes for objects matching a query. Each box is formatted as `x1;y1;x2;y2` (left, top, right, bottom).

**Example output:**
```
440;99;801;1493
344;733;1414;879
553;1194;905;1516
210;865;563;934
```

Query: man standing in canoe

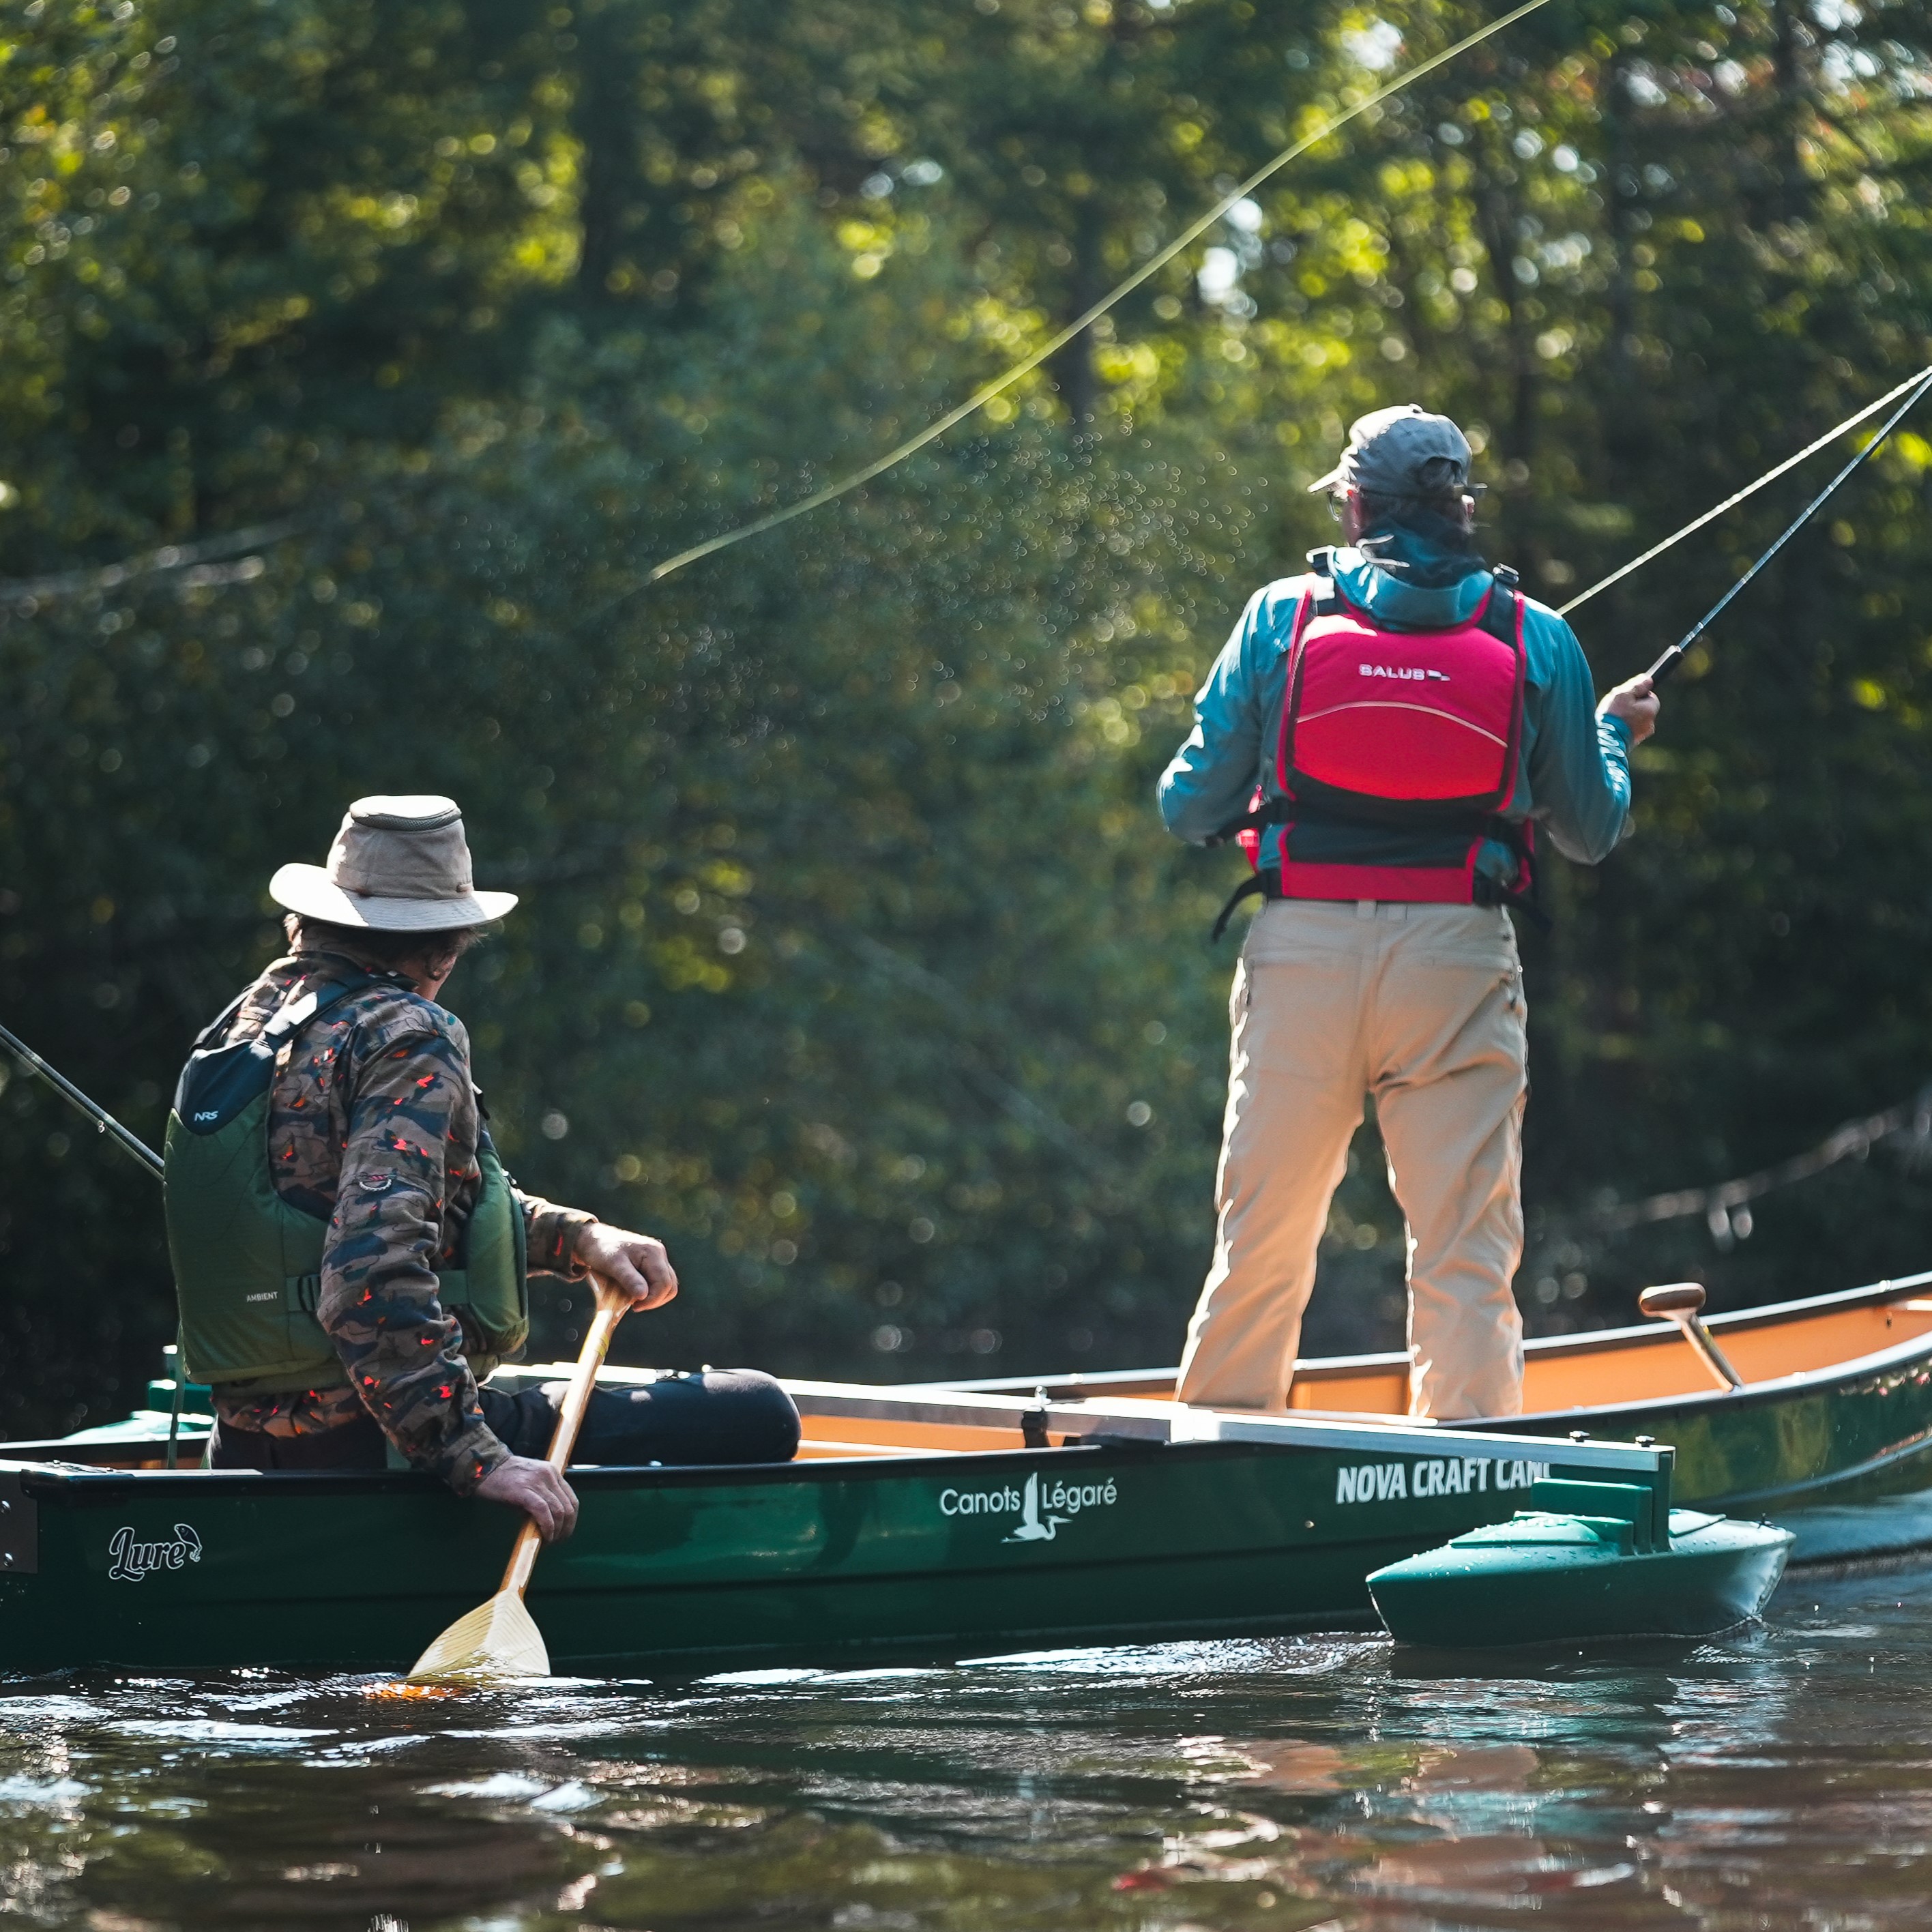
1158;406;1659;1420
164;796;798;1537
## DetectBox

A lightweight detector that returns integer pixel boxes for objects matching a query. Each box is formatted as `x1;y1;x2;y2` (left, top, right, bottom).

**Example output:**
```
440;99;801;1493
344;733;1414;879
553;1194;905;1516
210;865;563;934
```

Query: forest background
5;0;1932;1435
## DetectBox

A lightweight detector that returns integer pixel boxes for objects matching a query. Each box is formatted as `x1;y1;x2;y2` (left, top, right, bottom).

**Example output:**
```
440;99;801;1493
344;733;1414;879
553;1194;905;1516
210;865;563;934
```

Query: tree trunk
1470;128;1538;570
574;4;639;299
1051;198;1104;426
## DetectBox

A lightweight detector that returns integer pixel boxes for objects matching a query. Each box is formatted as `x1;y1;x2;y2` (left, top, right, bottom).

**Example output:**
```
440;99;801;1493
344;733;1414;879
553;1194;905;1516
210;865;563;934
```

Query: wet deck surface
3;1562;1931;1928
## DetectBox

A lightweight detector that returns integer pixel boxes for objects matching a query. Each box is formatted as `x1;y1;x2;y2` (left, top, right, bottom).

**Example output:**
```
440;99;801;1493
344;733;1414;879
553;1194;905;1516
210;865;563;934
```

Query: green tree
8;0;1932;1441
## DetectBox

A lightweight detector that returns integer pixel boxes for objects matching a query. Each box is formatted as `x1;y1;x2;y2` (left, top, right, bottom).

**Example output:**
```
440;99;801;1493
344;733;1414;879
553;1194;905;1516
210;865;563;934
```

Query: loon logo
1005;1472;1070;1542
1359;664;1451;682
938;1472;1119;1542
107;1523;203;1582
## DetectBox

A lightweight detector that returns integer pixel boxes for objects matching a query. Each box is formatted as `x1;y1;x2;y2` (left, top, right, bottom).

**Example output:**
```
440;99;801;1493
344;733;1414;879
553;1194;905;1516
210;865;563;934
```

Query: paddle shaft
1647;365;1932;686
499;1275;630;1597
1669;1311;1746;1392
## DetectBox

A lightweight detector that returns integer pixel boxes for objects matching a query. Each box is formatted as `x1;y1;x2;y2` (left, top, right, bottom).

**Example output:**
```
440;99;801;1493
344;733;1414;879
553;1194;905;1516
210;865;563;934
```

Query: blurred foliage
4;0;1932;1433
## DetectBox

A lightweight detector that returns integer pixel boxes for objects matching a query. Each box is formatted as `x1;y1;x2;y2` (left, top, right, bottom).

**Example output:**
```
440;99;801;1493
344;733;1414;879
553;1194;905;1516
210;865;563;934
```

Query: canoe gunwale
1479;1317;1932;1433
0;1442;1130;1501
927;1268;1932;1423
1688;1420;1932;1512
0;1414;1671;1499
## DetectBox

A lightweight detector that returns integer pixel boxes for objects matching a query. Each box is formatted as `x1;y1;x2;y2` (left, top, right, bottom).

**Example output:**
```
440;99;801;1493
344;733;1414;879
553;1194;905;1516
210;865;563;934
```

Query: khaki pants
1176;899;1527;1421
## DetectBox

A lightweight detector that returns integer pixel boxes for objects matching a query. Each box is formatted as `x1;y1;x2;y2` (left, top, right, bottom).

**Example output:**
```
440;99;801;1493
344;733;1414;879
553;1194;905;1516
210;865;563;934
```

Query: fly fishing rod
0;1019;162;1177
1648;363;1932;684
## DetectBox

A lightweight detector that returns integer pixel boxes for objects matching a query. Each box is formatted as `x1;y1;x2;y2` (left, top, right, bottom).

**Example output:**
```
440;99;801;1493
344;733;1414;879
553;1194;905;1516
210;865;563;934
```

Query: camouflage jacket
207;947;594;1494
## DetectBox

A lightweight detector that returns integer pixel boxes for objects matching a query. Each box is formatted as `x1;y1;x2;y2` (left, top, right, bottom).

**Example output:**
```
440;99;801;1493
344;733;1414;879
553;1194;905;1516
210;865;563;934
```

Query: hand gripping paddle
406;1274;631;1686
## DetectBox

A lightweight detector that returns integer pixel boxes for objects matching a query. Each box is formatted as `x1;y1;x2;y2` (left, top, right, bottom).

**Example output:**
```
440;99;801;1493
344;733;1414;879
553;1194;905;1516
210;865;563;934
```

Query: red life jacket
1212;553;1535;937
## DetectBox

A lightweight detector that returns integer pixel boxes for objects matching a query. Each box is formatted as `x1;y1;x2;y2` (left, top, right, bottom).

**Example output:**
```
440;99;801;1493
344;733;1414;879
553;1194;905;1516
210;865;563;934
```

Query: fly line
1562;364;1932;617
640;0;1556;589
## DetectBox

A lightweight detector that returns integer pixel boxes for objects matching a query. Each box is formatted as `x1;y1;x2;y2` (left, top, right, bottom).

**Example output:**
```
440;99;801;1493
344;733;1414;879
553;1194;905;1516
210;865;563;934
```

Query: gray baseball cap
1306;403;1474;497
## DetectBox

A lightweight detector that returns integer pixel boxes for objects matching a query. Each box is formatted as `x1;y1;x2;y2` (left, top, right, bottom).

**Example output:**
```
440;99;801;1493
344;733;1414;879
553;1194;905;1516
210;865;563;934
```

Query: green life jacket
162;970;529;1397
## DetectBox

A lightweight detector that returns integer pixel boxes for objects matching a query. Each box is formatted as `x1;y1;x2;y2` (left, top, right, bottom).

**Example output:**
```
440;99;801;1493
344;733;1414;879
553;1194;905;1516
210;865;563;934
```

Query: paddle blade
405;1589;551;1686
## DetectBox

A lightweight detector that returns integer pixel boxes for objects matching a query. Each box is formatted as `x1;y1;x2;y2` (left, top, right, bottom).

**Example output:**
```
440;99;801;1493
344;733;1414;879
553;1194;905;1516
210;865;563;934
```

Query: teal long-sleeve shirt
1157;548;1635;883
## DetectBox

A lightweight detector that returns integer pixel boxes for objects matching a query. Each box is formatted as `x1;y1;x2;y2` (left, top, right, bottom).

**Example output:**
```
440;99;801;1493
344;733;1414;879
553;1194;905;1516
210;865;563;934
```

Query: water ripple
3;1567;1932;1927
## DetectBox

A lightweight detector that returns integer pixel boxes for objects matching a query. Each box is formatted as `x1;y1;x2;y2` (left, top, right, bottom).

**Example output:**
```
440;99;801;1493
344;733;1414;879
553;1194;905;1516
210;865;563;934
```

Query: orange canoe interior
792;1280;1932;1457
17;1280;1932;1467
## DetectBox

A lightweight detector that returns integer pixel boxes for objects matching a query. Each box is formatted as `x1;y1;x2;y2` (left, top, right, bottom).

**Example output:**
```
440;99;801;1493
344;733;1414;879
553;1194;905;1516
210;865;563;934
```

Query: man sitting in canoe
1158;405;1660;1421
164;795;799;1538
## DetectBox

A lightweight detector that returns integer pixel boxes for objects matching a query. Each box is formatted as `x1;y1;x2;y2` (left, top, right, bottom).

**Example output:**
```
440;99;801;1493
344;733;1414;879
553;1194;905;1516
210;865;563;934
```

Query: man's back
1153;403;1660;1420
175;941;585;1490
220;948;490;1248
1158;544;1638;886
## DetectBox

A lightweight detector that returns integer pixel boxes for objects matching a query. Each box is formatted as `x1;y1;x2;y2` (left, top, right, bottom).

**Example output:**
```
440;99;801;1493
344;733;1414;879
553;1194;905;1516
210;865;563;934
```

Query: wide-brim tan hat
269;795;518;931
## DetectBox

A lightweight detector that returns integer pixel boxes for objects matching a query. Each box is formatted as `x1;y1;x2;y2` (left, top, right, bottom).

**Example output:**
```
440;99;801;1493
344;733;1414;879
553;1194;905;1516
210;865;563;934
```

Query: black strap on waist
1210;873;1272;943
1205;806;1544;943
1209;855;1547;943
1211;793;1530;851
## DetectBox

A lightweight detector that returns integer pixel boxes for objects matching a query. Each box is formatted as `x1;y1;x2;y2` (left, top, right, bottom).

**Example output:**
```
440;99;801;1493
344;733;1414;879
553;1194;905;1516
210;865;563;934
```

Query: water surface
5;1564;1930;1929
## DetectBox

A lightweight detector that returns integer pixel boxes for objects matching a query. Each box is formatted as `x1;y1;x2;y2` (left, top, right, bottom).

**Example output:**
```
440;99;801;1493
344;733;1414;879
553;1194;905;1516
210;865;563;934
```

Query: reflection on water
5;1566;1932;1929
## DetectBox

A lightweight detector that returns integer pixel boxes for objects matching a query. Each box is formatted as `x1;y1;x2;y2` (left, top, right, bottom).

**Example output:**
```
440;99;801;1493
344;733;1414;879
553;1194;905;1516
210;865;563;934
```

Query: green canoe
0;1375;1691;1675
11;1262;1920;1674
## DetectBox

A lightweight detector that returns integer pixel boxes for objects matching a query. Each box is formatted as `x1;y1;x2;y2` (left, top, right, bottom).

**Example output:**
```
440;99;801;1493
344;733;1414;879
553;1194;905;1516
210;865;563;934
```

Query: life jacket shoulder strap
173;969;398;1130
1478;564;1523;647
189;987;253;1055
1300;546;1350;622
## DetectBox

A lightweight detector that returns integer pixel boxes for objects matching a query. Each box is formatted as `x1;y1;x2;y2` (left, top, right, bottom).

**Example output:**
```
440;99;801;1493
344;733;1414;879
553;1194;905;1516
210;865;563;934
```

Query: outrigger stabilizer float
1368;1469;1791;1649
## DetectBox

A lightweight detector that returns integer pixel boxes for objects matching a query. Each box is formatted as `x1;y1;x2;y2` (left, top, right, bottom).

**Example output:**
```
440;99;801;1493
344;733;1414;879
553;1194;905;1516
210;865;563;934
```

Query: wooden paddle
406;1274;631;1685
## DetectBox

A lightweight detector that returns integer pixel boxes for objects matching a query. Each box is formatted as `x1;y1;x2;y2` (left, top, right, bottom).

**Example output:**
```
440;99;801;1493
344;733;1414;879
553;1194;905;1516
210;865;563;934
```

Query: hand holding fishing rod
1600;671;1661;745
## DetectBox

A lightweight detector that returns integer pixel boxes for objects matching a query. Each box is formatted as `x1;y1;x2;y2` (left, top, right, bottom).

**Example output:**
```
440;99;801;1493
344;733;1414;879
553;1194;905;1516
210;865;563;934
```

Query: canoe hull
0;1434;1664;1676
